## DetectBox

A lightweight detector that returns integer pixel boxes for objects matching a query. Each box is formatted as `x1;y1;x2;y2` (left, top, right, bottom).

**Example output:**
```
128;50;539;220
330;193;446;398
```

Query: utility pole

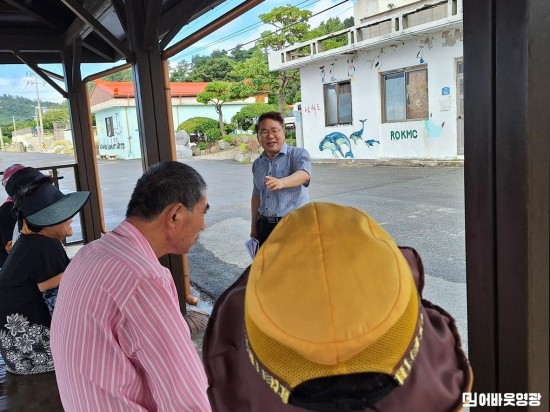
34;73;44;152
25;72;45;152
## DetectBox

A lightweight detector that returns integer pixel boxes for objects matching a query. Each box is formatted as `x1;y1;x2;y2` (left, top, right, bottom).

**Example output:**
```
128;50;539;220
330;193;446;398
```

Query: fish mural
349;119;367;144
424;113;445;138
365;139;380;147
319;132;354;158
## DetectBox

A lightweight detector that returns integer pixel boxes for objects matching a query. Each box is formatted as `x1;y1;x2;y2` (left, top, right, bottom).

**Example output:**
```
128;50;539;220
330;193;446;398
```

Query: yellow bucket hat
244;202;422;405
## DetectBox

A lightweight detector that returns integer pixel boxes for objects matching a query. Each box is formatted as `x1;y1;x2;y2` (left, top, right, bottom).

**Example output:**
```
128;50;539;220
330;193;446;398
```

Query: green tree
0;94;64;124
231;48;300;112
186;52;237;82
230;44;255;62
257;6;312;50
343;17;354;28
196;81;255;137
256;5;311;112
176;117;232;142
170;61;192;82
42;106;70;131
231;103;278;131
177;117;218;142
231;50;275;95
103;68;133;82
304;17;355;51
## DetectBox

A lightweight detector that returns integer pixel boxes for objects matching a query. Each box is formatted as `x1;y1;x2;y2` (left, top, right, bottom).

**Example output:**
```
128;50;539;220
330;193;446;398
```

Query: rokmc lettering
390;130;418;140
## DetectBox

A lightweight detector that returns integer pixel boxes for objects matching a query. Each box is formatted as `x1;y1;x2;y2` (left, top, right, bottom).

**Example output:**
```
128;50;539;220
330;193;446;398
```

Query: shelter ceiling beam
4;0;59;30
0;33;63;51
62;40;105;242
124;0;189;313
162;0;265;58
82;62;132;83
11;50;68;98
110;0;127;33
82;37;116;62
62;0;110;44
144;0;163;51
41;68;64;82
61;0;131;60
158;0;221;46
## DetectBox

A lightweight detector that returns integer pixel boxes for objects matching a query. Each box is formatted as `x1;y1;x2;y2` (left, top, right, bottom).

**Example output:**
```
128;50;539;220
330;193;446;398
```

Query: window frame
381;65;429;123
323;80;353;126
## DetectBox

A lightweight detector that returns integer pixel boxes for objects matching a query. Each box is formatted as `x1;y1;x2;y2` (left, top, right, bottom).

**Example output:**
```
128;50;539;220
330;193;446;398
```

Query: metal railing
268;0;462;71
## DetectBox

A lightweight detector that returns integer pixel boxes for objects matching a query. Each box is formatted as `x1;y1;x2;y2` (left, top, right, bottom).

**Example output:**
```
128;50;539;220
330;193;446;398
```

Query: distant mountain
0;94;65;125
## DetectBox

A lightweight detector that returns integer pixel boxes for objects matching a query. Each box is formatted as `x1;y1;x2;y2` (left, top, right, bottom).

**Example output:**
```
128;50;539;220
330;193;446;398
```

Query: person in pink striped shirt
51;161;211;411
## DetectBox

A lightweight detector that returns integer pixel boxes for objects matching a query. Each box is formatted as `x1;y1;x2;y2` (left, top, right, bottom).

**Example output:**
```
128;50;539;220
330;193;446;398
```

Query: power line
84;0;353;74
169;0;352;63
176;0;241;37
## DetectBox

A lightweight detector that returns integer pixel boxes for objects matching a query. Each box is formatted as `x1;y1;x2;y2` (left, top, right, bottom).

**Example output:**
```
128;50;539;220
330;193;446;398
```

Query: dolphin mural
365;139;380;147
319;132;354;158
349;119;367;144
425;113;445;138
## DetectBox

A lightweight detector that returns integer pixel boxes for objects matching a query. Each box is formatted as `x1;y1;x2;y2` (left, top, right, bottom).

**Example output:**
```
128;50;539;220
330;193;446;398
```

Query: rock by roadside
193;147;463;167
192;146;242;160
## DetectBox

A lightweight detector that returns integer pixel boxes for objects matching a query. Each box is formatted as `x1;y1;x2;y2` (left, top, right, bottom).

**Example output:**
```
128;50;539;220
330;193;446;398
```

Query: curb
312;158;464;167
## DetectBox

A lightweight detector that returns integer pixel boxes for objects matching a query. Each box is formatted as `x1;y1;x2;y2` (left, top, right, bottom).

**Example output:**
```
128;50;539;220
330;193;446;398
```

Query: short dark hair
255;111;284;133
126;161;207;220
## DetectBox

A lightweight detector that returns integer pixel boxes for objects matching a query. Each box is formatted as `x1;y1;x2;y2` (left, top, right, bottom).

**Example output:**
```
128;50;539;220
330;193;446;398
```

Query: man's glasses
258;128;283;138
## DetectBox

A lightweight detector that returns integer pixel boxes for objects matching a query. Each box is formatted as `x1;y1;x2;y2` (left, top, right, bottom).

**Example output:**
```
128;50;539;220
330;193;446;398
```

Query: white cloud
0;72;65;103
1;1;355;98
171;0;354;62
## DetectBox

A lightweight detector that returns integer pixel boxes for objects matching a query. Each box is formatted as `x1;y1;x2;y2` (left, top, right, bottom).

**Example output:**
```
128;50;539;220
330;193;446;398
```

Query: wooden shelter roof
0;0;227;65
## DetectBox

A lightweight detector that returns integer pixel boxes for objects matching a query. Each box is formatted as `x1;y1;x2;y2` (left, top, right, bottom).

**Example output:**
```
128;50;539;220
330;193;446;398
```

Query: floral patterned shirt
0;234;69;374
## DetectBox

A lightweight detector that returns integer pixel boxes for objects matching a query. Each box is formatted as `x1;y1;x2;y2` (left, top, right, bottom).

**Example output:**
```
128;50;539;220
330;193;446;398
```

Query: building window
324;81;352;125
382;66;428;122
105;116;114;137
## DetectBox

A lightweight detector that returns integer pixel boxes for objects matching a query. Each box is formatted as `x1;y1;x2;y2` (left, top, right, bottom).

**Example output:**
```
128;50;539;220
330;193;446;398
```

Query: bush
198;142;207;151
232;103;278;131
240;143;248;153
285;138;296;147
203;126;222;141
177;117;219;142
224;136;232;144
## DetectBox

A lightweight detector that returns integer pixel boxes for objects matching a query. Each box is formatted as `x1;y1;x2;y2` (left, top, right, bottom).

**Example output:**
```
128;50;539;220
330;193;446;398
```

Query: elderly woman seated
0;166;89;375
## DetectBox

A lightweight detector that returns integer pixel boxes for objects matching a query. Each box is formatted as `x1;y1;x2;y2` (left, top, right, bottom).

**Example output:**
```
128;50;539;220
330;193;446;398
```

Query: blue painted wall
95;102;250;160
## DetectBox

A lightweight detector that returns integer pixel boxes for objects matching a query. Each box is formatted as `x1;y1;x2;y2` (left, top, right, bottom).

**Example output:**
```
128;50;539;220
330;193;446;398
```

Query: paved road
0;151;468;348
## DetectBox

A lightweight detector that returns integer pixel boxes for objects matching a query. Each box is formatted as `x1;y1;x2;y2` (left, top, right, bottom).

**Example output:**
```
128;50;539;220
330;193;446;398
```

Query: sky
0;0;353;105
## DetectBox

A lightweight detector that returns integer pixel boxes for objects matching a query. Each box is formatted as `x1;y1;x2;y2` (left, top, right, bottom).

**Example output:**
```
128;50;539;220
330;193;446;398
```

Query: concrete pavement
2;151;468;352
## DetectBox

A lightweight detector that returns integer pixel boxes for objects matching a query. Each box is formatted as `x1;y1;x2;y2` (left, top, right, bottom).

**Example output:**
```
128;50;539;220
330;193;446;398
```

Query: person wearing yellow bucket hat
203;202;472;411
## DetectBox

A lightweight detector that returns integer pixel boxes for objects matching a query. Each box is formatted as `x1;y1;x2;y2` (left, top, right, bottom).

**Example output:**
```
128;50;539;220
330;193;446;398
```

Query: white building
269;0;463;160
89;80;267;160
